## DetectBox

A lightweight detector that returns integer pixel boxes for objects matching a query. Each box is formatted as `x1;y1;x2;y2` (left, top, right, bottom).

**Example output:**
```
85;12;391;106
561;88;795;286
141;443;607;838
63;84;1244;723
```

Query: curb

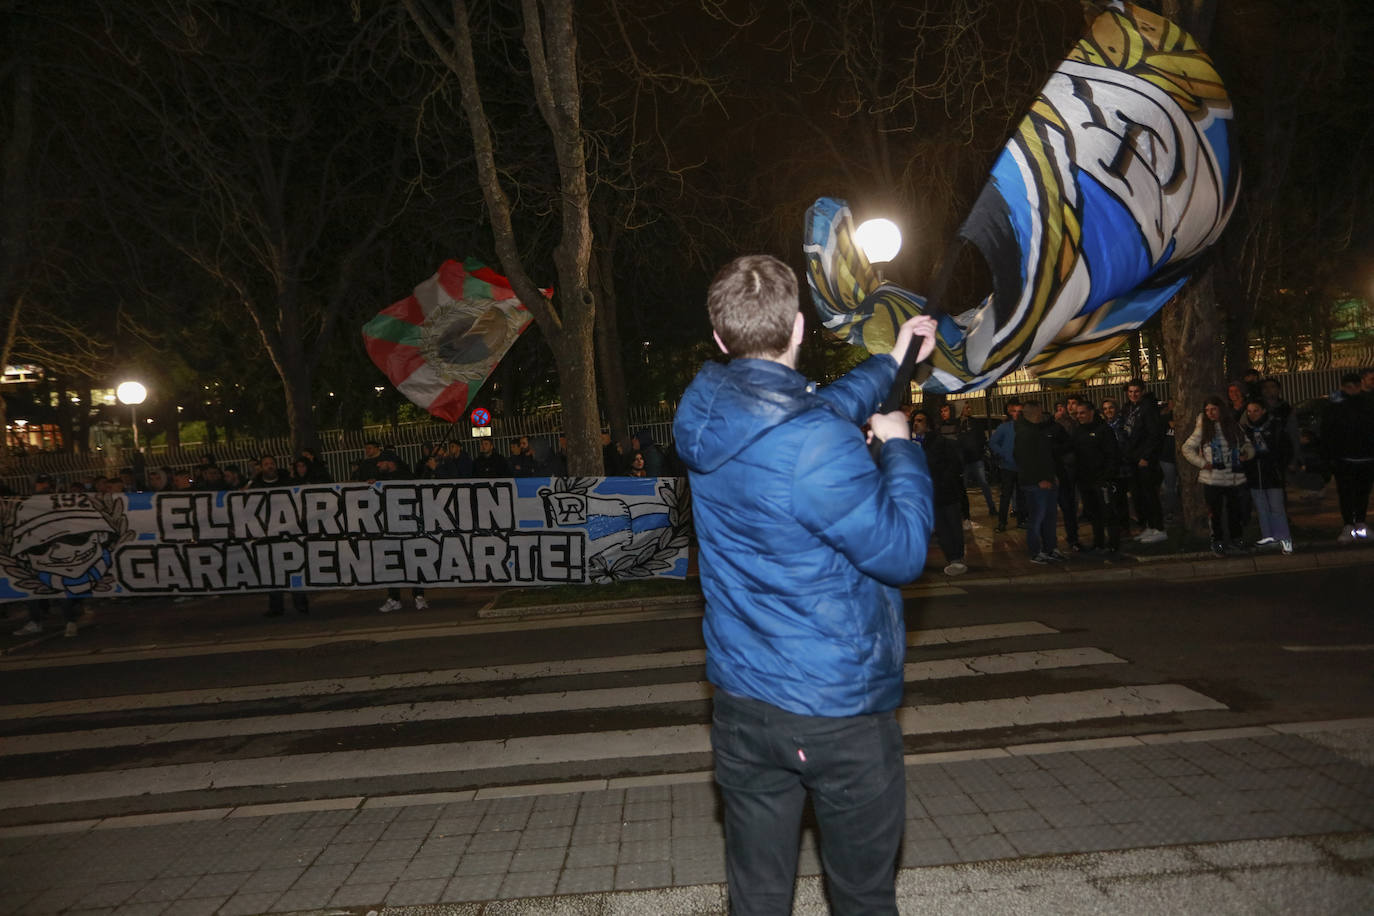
949;544;1369;589
478;593;705;620
474;546;1369;619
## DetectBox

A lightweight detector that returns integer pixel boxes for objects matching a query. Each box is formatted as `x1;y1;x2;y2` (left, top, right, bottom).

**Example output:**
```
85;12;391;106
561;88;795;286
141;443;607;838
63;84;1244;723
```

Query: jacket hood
674;359;811;473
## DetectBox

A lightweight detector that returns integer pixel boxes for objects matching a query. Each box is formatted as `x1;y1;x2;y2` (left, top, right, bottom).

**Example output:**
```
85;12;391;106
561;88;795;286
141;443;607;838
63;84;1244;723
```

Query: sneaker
1137;528;1168;544
1226;540;1248;555
1211;541;1226;557
1355;526;1370;540
64;622;78;638
1337;524;1356;544
1047;549;1069;561
378;597;402;614
963;519;981;530
1280;539;1293;555
943;561;968;576
1029;553;1052;565
1255;537;1277;548
11;620;41;637
414;596;429;610
994;524;1007;533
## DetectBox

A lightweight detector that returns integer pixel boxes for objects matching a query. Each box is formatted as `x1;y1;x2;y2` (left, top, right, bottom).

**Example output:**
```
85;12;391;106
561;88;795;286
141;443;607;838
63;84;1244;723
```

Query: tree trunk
402;0;603;475
1160;0;1224;537
75;377;92;455
1161;271;1225;536
0;45;34;469
276;290;317;457
592;244;630;456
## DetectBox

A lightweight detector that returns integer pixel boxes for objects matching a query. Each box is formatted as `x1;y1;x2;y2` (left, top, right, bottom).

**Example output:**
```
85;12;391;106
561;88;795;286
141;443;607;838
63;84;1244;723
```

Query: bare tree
0;23;36;455
61;2;410;456
402;0;602;475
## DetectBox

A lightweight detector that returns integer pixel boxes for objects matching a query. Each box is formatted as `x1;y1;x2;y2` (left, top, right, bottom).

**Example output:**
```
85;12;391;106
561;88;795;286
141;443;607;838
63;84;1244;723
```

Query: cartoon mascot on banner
1;494;132;596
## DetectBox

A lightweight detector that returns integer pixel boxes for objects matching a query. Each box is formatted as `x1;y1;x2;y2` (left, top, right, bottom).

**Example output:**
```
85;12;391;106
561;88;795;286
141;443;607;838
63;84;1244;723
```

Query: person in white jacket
1183;395;1256;555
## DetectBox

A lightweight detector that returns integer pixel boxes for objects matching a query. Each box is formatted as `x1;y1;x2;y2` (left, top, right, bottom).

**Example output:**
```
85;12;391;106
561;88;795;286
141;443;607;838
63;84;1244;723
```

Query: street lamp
116;381;148;450
854;218;902;265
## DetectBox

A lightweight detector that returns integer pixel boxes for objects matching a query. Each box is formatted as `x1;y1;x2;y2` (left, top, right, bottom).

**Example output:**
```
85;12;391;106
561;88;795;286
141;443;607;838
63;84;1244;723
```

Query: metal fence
1;405;678;494
1;367;1358;493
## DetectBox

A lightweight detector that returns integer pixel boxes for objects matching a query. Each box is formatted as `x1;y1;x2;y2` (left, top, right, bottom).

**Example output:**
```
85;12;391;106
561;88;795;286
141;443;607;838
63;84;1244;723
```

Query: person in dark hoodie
372;452;427;612
1241;398;1293;553
1014;401;1064;564
1122;379;1167;543
1071;399;1123;553
631;429;665;477
673;254;936;915
912;408;967;576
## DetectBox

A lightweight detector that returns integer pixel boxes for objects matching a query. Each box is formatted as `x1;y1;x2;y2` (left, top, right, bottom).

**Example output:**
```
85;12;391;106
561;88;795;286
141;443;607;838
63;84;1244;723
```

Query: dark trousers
1078;480;1121;551
1203;484;1247;542
931;501;964;563
1334;460;1374;525
1057;470;1079;545
26;597;81;625
267;591;310;615
1109;475;1132;536
387;587;426;599
997;468;1021;527
1021;484;1058;557
1130;462;1164;529
964;460;997;515
712;691;905;916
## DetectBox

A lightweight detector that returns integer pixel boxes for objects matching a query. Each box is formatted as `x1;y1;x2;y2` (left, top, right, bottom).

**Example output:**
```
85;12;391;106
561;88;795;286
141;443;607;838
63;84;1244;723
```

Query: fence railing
1;367;1357;493
1;405;678;494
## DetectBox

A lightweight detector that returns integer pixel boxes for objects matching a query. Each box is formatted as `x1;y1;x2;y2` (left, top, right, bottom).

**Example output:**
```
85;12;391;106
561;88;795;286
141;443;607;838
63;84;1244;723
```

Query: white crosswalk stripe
0;618;1230;820
1;647;1127;756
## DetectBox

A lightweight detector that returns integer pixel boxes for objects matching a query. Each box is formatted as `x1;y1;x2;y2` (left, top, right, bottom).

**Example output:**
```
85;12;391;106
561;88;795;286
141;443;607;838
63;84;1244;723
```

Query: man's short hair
1341;372;1361;386
1077;398;1095;411
1004;399;1022;416
707;255;798;358
1126;377;1146;390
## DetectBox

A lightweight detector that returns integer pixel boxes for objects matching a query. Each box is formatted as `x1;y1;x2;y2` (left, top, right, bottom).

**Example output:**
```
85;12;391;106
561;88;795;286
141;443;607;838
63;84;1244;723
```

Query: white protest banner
0;477;690;602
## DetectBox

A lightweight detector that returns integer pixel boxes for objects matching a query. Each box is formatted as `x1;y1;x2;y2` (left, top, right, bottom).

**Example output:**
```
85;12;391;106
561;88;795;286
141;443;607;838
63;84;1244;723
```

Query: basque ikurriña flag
363;260;549;422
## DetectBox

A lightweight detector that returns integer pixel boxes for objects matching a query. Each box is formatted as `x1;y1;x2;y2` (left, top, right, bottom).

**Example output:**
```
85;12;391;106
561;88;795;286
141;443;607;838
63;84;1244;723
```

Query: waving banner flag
363;260;549;421
805;1;1239;391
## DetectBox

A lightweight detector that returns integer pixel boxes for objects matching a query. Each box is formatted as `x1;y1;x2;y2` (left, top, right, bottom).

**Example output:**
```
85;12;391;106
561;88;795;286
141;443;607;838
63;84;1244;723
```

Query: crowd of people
9;426;682;498
914;366;1374;571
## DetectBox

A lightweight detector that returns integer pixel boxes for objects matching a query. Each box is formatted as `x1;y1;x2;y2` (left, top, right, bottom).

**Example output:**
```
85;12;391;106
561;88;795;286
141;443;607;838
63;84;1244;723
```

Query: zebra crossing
0;615;1228;827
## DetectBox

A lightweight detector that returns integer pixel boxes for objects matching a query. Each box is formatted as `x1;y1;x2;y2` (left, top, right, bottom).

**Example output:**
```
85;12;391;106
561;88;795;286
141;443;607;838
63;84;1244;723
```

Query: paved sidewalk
2;721;1371;914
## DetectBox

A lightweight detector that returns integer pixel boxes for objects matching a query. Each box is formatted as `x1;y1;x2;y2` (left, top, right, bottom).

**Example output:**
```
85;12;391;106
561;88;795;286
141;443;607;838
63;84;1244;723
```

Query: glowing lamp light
116;380;148;450
116;381;148;406
854;218;902;264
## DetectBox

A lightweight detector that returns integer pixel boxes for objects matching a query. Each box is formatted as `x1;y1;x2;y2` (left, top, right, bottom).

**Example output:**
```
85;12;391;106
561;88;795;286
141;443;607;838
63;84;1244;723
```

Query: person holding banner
250;456;310;618
674;254;936;916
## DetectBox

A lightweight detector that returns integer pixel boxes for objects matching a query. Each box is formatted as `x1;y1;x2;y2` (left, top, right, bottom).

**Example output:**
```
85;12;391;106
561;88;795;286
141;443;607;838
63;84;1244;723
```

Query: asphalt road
1;563;1370;827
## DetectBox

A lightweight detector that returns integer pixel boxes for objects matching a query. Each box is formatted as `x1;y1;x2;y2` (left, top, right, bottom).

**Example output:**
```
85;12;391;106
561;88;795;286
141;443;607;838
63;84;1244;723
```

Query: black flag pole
876;238;964;414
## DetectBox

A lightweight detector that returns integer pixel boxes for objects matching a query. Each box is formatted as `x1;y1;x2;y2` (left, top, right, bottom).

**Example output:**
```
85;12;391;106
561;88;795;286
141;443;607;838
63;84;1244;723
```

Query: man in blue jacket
674;254;936;915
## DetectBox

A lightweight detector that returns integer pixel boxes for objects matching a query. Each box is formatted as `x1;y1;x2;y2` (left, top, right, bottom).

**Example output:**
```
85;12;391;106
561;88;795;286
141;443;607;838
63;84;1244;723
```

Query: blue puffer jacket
674;354;934;718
